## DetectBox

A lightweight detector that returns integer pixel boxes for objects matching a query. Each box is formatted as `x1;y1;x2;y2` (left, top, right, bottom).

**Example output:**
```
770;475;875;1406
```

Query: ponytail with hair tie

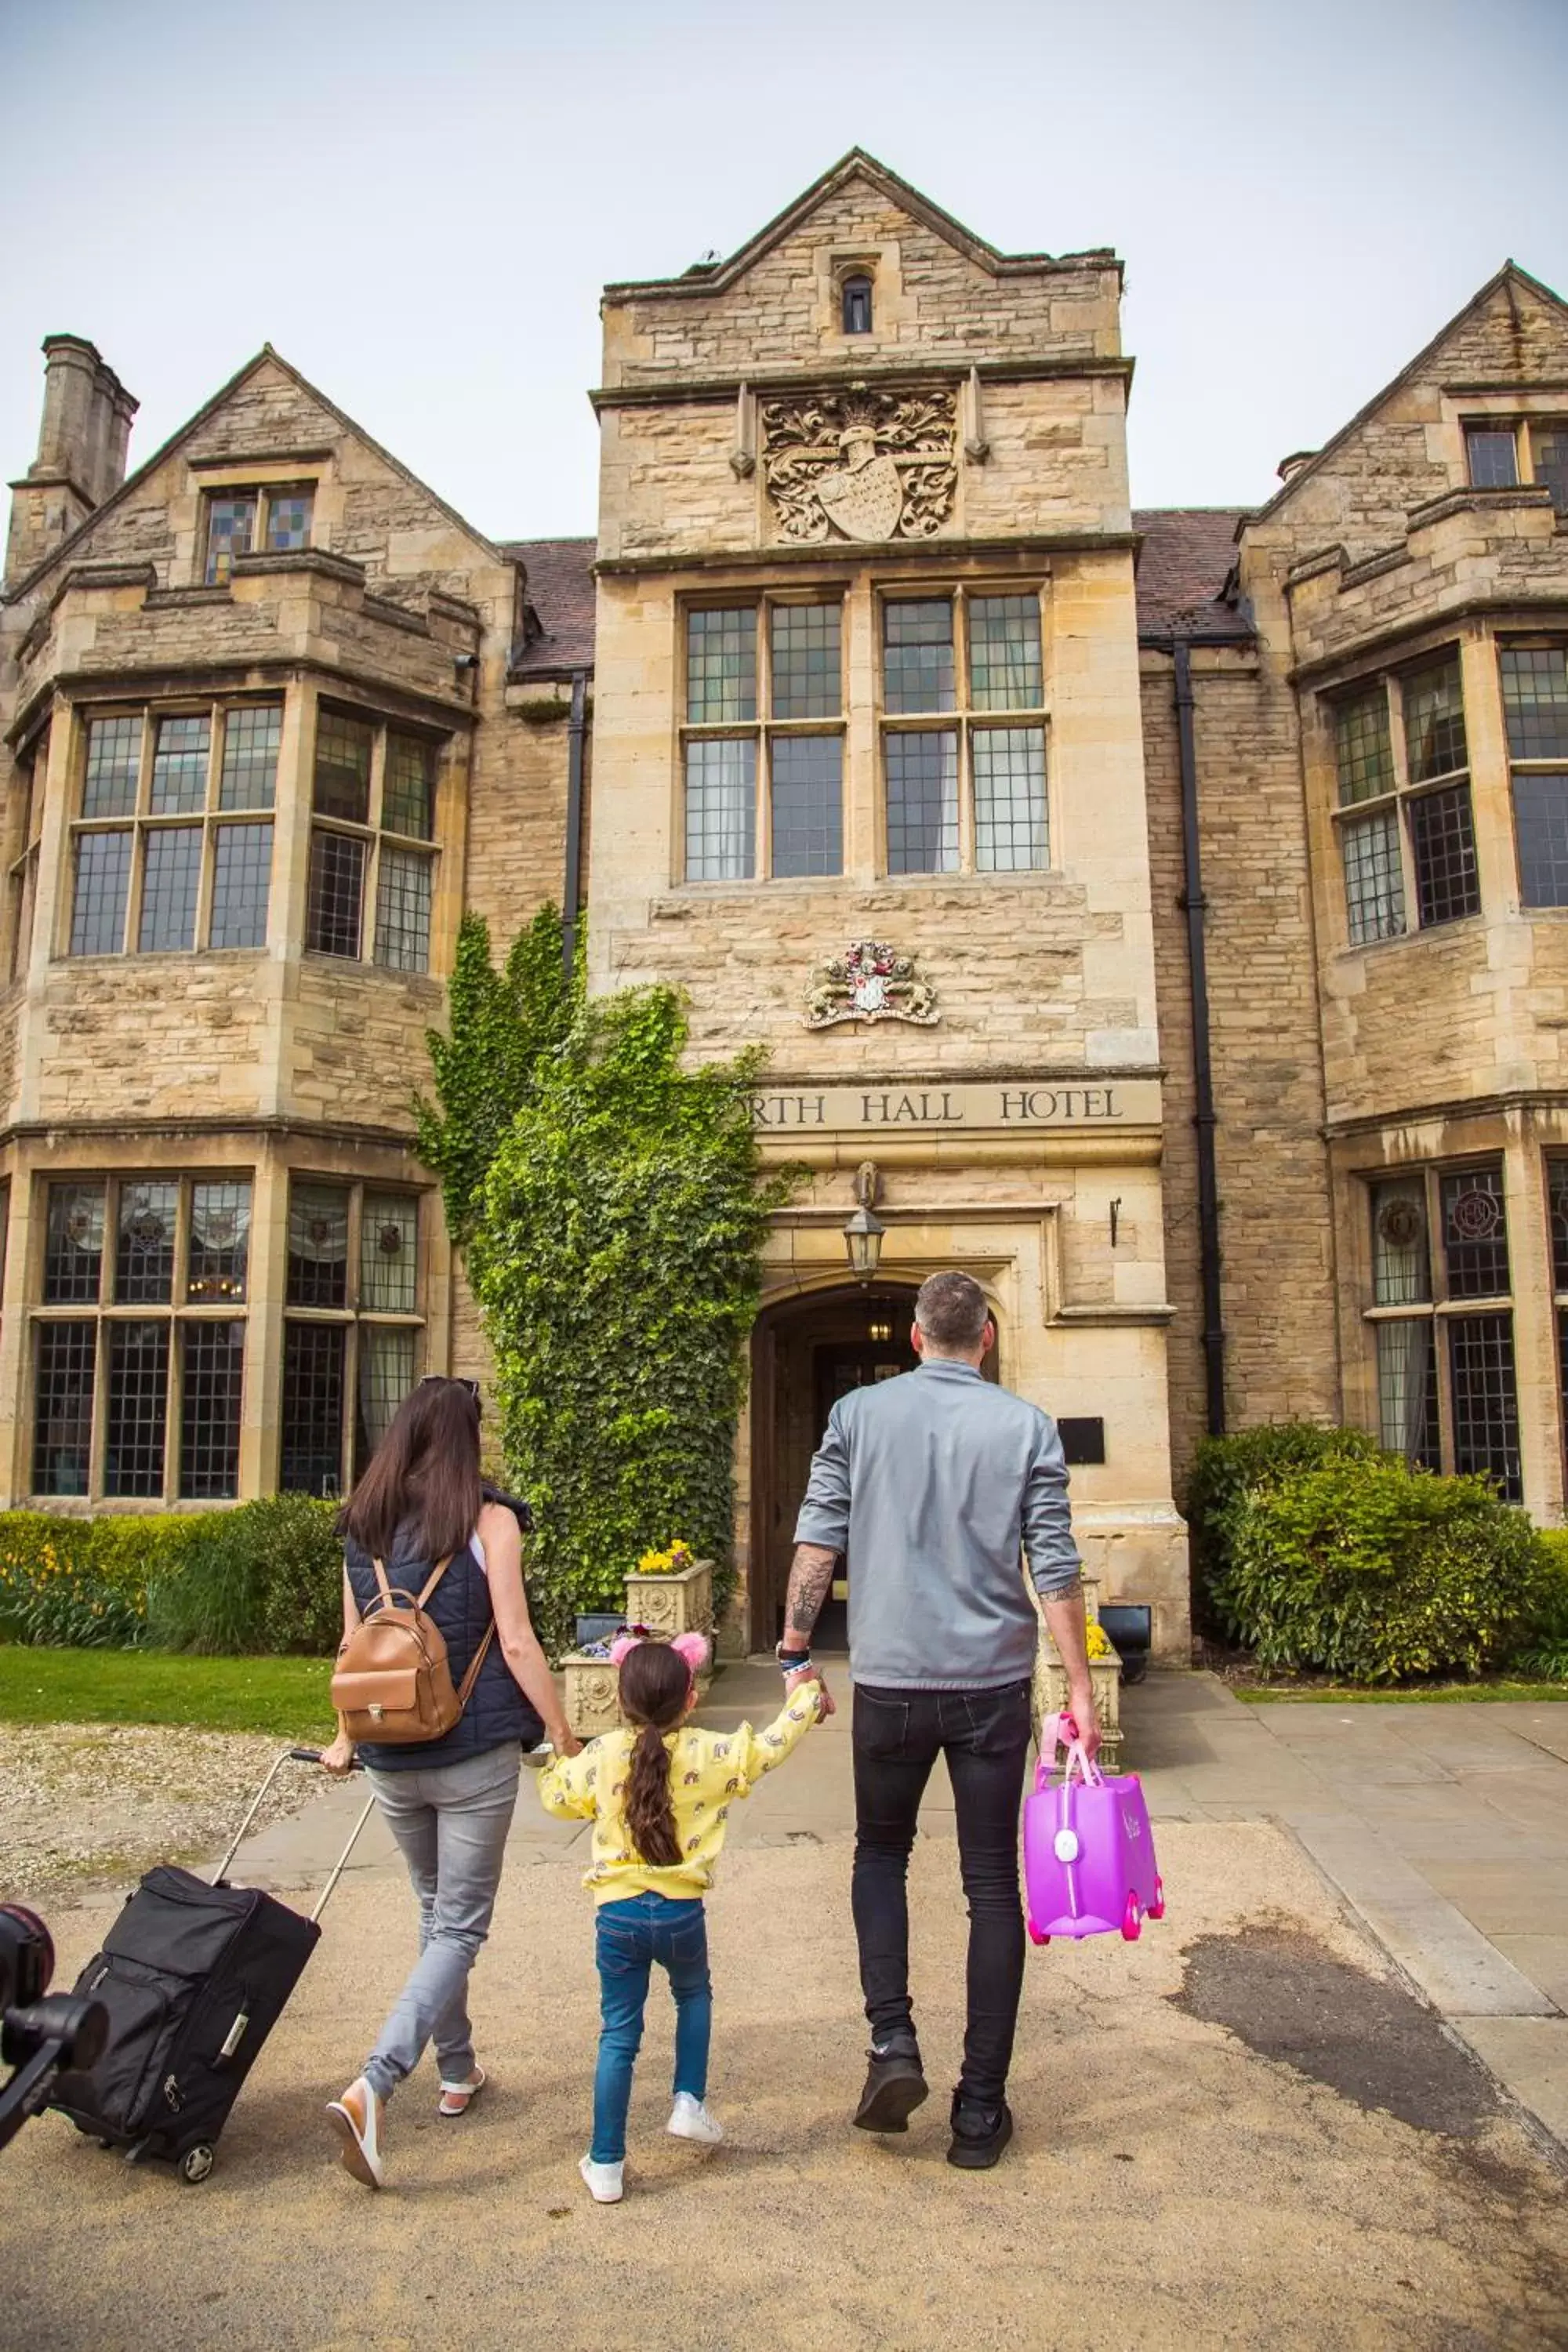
615;1633;705;1870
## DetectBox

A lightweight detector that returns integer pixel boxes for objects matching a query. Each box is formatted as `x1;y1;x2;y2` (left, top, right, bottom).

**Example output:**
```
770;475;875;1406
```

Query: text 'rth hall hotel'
4;151;1568;1654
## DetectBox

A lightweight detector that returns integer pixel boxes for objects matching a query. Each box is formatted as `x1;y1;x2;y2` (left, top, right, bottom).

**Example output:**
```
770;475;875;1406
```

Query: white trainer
579;2153;625;2203
667;2092;724;2144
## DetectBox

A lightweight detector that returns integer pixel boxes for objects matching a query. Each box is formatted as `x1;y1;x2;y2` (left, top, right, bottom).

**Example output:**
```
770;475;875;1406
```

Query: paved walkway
237;1662;1568;2152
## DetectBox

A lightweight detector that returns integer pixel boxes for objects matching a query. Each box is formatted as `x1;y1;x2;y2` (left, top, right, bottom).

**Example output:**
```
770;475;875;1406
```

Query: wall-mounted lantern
843;1160;886;1285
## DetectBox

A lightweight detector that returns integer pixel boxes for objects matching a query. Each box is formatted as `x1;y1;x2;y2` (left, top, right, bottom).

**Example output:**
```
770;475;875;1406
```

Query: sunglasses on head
419;1374;481;1409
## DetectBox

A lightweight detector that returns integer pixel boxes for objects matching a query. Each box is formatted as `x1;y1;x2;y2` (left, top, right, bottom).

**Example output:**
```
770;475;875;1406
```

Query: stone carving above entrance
804;940;939;1029
760;386;957;543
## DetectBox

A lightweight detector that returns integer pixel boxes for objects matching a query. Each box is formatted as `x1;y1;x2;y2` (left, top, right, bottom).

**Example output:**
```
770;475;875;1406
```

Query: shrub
1212;1455;1548;1683
147;1496;342;1655
0;1512;201;1647
1511;1527;1568;1680
1186;1422;1381;1626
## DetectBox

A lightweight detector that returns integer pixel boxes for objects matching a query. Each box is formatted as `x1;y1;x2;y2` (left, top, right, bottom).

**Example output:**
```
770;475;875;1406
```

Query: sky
2;0;1566;543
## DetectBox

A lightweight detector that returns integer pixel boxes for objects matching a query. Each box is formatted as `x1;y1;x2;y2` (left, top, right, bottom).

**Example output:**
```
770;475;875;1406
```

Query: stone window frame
279;1174;426;1499
1361;1156;1522;1501
27;1170;254;1504
6;721;48;983
877;583;1052;877
1325;648;1481;950
63;696;281;961
678;594;847;883
305;701;443;970
1461;415;1568;514
201;480;318;586
1498;635;1568;910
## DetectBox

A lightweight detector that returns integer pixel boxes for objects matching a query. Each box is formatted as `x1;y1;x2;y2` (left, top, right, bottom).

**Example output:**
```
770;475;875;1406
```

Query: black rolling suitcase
49;1748;373;2183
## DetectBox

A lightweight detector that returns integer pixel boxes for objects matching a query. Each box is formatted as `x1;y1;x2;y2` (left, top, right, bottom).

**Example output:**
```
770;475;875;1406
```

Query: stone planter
560;1652;625;1741
624;1557;713;1643
1029;1574;1123;1774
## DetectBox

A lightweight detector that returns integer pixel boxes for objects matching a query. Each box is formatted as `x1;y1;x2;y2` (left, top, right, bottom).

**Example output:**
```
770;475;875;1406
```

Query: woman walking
320;1375;579;2188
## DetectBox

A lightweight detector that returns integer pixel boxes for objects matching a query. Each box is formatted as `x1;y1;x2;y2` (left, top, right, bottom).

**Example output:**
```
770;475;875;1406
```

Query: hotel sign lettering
751;1079;1160;1133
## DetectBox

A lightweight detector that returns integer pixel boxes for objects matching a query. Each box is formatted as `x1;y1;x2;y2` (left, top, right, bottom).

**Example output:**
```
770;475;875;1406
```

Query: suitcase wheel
1026;1918;1050;1946
1121;1892;1142;1942
1148;1876;1166;1922
178;2145;215;2186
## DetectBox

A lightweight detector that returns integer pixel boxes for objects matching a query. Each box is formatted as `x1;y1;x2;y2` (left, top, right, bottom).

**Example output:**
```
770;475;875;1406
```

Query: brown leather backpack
331;1554;495;1745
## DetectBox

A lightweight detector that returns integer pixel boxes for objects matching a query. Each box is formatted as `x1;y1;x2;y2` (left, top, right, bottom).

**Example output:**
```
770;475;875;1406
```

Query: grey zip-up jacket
793;1358;1081;1690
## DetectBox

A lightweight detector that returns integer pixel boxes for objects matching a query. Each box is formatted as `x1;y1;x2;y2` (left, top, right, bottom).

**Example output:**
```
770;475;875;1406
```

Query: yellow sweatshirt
538;1683;819;1904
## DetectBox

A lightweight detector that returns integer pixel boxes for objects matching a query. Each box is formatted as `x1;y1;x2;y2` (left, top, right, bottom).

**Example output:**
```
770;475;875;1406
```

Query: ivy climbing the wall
418;910;793;1653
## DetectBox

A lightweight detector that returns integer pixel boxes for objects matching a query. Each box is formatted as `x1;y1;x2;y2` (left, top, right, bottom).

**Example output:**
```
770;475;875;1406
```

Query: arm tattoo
1045;1572;1084;1605
785;1543;837;1645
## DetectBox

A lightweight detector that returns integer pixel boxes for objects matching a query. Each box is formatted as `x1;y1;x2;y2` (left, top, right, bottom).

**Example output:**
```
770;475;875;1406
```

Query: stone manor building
2;152;1566;1654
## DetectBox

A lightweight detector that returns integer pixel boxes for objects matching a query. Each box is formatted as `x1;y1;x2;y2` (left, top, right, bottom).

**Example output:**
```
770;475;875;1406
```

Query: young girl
539;1631;820;2203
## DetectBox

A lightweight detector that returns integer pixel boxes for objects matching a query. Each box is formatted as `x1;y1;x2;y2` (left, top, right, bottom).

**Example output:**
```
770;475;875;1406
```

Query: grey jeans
361;1741;521;2101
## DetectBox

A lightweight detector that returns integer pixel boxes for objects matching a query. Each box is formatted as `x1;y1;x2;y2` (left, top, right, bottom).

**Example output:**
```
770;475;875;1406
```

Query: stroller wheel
178;2144;215;2185
1148;1876;1166;1921
1027;1918;1050;1946
1121;1893;1142;1942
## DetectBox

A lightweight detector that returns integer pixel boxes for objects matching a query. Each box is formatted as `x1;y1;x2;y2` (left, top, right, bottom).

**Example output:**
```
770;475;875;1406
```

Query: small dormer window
203;484;315;584
841;274;873;335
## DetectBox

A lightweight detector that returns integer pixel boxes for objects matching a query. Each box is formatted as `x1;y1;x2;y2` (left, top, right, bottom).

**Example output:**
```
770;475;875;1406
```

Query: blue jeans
591;1893;712;2163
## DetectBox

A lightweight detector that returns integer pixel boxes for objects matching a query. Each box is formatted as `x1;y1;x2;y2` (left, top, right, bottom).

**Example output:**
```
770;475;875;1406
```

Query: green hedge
1207;1452;1550;1683
0;1497;341;1655
1186;1422;1381;1631
1514;1527;1568;1680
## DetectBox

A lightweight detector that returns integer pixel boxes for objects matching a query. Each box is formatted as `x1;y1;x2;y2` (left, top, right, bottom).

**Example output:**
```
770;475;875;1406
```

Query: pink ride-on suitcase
1023;1713;1164;1944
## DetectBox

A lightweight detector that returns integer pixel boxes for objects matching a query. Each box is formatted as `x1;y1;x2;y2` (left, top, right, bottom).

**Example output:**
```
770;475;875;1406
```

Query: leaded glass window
884;601;955;716
307;709;445;971
969;597;1044;712
30;1175;254;1503
974;728;1047;872
1334;690;1394;806
150;716;211;815
209;823;274;949
1465;427;1518;488
1513;774;1568;908
138;825;201;952
684;739;756;881
1501;648;1568;760
1342;810;1406;943
115;1181;177;1305
1370;1178;1429;1305
1533;427;1568;515
69;700;281;958
70;830;132;954
1549;1157;1568;1293
374;848;433;973
204;495;256;586
1375;1320;1439;1468
841;275;873;335
265;488;314;550
356;1326;417;1479
1448;1313;1522;1500
1409;784;1480;927
204;485;313;584
886;731;959;873
1441;1165;1510;1298
383;734;436;840
288;1181;349;1308
361;1192;418;1314
307;830;365;958
1403;659;1468;783
219;705;281;810
770;737;842;879
44;1184;105;1304
687;610;757;724
313;710;373;824
281;1322;345;1497
770;605;840;720
82;717;143;818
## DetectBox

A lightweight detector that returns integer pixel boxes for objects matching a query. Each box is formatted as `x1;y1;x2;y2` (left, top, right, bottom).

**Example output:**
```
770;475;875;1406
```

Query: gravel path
0;1723;323;1902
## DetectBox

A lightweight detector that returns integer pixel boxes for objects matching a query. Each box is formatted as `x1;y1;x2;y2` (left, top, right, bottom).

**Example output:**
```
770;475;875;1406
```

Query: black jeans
851;1679;1032;2108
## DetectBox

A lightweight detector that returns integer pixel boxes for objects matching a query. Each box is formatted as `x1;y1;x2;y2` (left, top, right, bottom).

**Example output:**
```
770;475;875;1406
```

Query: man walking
780;1270;1097;2170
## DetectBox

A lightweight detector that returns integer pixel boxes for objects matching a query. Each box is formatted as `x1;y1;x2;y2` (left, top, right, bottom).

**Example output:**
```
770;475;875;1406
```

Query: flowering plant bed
634;1541;695;1577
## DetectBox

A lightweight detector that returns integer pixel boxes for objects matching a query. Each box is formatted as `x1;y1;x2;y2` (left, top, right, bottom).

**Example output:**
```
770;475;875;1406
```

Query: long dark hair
619;1641;691;1870
340;1377;482;1564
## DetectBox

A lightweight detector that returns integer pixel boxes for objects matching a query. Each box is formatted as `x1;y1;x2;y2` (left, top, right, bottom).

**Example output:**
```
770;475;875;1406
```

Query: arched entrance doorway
748;1283;920;1651
746;1283;1000;1650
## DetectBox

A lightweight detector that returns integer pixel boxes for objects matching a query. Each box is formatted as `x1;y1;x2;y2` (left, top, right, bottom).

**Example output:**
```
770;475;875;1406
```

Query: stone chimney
4;336;139;589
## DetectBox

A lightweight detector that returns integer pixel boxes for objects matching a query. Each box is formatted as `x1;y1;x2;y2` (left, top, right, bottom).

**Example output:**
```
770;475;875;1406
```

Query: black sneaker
853;2034;929;2133
946;2092;1014;2169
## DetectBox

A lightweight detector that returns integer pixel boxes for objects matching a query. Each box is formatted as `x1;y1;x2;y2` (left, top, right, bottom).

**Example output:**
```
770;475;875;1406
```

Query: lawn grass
0;1644;336;1738
1240;1680;1568;1705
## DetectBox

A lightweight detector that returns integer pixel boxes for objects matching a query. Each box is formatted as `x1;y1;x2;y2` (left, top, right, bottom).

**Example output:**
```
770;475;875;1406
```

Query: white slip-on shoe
437;2063;486;2118
667;2092;724;2144
579;2153;625;2203
325;2076;385;2189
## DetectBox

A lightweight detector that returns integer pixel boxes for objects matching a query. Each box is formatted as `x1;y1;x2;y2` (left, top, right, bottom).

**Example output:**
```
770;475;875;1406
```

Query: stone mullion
844;575;877;880
1458;630;1516;923
1508;1116;1563;1522
240;1143;289;1504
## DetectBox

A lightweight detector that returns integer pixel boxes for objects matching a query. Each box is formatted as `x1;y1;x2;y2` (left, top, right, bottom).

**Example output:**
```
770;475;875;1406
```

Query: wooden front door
807;1333;919;1646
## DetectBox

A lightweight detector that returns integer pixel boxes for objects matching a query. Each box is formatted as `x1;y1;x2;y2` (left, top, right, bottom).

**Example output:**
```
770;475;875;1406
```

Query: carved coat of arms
762;387;957;543
804;941;939;1029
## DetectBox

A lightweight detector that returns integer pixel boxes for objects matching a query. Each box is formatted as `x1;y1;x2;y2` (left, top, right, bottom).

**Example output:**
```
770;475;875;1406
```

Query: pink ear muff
671;1632;710;1675
608;1634;641;1668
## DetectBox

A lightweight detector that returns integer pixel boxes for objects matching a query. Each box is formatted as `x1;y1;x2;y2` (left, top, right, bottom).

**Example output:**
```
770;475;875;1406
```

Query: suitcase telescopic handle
288;1747;365;1769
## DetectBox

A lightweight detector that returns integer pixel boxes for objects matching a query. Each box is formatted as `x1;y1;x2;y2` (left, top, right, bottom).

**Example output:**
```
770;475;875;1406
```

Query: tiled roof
501;535;597;677
1132;508;1254;643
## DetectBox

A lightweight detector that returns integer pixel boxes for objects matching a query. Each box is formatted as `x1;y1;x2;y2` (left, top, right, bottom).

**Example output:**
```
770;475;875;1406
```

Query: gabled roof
601;147;1120;302
1247;261;1568;531
4;345;510;608
1133;510;1254;644
500;535;596;677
